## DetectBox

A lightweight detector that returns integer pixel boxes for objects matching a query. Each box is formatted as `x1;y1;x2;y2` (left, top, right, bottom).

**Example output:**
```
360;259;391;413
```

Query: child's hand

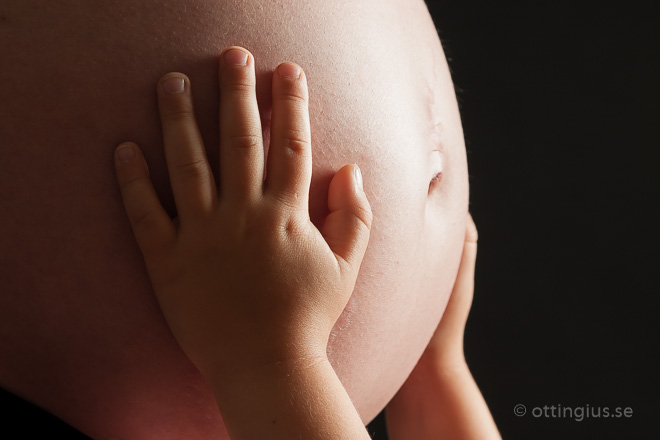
385;215;501;440
113;47;372;382
419;212;478;368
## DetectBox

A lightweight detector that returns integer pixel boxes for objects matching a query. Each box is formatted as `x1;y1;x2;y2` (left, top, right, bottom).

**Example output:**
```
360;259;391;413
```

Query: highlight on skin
0;1;468;438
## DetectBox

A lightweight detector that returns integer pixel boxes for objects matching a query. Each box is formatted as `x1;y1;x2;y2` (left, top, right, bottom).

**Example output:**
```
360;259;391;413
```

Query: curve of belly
0;1;464;438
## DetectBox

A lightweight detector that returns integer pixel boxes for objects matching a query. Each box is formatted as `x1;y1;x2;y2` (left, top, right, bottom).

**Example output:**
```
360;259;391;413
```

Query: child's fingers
114;142;176;257
157;73;217;221
454;213;478;297
465;212;478;245
264;63;312;212
440;213;478;332
424;213;478;359
321;164;372;275
218;47;265;205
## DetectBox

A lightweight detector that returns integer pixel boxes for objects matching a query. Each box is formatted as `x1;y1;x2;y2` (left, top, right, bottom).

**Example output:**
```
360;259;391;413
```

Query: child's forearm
386;358;501;440
209;356;372;440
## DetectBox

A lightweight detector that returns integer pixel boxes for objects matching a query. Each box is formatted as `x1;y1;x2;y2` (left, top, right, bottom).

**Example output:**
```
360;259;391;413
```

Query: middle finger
218;47;265;205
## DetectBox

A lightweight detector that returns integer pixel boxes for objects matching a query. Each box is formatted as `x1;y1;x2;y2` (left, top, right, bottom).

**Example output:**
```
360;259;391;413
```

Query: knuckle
162;109;195;123
271;189;302;212
228;133;261;150
278;128;311;152
130;207;161;232
278;90;307;105
223;79;254;94
353;204;373;231
281;137;310;153
119;173;145;192
176;158;211;181
282;214;306;238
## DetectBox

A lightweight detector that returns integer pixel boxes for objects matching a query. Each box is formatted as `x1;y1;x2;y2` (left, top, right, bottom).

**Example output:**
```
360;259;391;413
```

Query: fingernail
224;48;249;66
354;165;363;191
161;76;185;94
277;63;301;79
117;143;135;163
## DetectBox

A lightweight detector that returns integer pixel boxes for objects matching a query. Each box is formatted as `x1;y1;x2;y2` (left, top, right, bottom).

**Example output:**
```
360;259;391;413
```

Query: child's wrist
205;349;331;396
207;353;335;429
207;351;372;439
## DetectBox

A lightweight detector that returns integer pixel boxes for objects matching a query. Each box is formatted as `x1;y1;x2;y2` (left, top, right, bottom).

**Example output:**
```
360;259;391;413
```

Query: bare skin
114;47;374;439
386;214;501;439
0;1;469;438
115;46;498;439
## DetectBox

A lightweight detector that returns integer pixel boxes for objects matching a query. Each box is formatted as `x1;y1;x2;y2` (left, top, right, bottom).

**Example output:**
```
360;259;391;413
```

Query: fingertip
328;164;373;232
276;62;302;80
466;212;478;243
221;46;252;67
349;164;372;228
116;142;136;165
353;164;363;193
321;164;372;271
158;73;188;95
332;164;370;213
159;71;188;82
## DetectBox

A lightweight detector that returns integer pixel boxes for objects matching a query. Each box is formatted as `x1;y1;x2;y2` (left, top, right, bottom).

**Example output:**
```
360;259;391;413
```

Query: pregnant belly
0;1;467;438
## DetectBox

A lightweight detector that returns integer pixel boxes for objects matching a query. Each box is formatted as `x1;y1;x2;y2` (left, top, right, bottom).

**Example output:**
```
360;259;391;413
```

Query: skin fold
0;1;468;438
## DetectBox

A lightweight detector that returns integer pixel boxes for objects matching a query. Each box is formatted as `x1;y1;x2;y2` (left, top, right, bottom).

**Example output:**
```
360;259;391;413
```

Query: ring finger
158;73;217;223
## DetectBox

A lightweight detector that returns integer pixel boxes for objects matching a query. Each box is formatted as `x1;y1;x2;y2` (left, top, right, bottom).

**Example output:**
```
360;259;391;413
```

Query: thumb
321;164;372;275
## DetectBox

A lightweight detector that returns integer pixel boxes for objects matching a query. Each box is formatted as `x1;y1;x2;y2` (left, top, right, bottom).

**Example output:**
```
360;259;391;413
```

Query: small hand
113;47;372;381
384;215;493;440
419;212;478;368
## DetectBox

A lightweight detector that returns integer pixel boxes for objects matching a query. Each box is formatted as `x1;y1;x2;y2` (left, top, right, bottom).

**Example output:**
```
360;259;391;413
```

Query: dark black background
368;1;660;439
2;1;658;439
